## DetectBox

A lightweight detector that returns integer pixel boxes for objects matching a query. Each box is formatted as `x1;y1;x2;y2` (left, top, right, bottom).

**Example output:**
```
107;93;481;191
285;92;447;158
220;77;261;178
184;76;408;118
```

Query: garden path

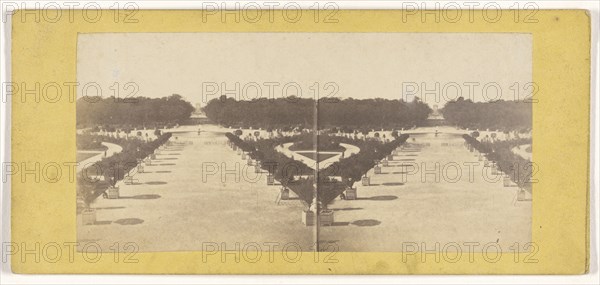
276;142;360;170
77;142;123;172
319;127;532;252
77;129;314;252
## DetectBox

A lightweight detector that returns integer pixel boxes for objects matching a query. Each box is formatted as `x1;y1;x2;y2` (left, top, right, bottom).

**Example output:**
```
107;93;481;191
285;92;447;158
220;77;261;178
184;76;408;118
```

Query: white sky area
77;33;532;108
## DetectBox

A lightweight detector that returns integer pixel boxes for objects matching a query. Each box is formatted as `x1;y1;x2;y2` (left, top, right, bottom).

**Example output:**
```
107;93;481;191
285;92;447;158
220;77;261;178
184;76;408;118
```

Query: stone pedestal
107;186;120;199
319;210;334;226
267;175;275;185
345;188;357;200
361;176;370;186
302;211;314;226
82;209;96;225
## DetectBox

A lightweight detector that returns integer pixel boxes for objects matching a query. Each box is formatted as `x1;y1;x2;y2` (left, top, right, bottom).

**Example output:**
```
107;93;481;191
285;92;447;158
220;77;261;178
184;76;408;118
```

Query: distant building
425;104;445;126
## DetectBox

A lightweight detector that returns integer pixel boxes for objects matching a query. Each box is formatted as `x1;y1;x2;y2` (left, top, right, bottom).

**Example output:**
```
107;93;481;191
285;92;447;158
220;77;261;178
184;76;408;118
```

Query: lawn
288;133;346;152
295;151;339;163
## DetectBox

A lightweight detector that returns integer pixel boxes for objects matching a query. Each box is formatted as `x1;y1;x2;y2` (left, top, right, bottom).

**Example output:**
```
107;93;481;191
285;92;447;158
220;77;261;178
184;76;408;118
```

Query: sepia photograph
75;33;533;253
4;2;595;280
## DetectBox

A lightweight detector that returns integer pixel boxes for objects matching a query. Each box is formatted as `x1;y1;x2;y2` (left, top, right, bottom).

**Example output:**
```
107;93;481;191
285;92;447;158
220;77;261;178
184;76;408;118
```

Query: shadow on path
384;171;408;175
332;207;364;211
114;218;144;225
95;206;126;211
357;195;398;201
351;219;381;227
120;194;162;200
382;182;405;186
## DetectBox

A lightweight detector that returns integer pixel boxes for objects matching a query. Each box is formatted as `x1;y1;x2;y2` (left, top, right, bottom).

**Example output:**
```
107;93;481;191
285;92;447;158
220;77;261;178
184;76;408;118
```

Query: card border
10;9;590;274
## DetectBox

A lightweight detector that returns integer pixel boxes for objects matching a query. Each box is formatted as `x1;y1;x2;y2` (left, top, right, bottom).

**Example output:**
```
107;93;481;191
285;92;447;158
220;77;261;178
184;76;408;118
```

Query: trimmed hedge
77;133;172;206
322;134;410;189
227;132;316;206
463;134;532;190
226;132;409;207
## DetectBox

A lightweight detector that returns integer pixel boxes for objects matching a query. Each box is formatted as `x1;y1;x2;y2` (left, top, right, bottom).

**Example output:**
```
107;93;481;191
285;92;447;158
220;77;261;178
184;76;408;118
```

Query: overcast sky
77;33;532;107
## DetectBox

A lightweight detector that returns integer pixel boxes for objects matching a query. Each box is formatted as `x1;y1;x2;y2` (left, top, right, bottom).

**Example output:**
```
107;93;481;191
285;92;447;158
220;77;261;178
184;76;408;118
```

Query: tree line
77;94;195;127
203;96;432;129
441;97;531;131
463;134;533;191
